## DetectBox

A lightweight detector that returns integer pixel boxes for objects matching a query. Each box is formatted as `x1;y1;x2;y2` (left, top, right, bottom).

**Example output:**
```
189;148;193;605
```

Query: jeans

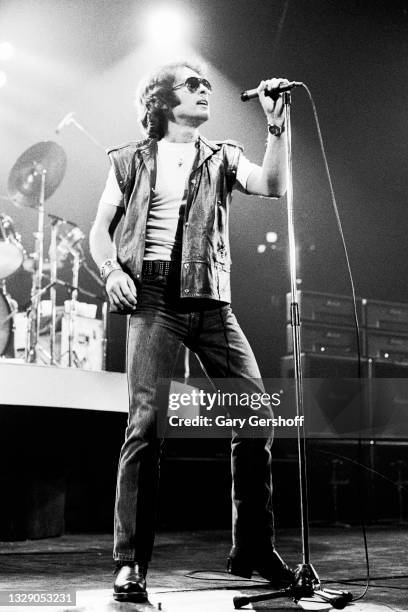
113;271;275;564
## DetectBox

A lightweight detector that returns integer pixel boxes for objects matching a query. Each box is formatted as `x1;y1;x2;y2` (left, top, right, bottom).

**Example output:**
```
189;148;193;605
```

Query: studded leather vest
107;135;242;305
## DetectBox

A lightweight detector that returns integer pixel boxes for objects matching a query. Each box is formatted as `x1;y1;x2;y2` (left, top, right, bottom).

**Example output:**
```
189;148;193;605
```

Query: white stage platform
0;359;128;413
0;360;194;414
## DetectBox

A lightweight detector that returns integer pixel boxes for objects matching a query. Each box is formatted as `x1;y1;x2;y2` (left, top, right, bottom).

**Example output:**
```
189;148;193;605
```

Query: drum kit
0;141;107;369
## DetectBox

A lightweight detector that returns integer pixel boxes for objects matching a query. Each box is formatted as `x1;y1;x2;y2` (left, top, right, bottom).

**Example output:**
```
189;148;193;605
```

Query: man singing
90;60;293;602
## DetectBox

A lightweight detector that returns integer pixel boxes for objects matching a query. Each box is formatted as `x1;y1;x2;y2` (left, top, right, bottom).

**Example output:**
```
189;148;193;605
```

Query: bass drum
0;290;15;356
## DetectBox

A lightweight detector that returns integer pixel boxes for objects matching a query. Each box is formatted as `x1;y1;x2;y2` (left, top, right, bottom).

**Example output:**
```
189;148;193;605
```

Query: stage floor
0;528;406;611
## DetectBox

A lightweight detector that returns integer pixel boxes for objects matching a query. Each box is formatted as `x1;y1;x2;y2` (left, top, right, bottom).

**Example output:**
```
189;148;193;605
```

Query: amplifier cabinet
281;354;368;439
365;330;408;365
281;355;408;441
370;361;408;439
286;291;359;327
363;298;408;333
286;322;360;358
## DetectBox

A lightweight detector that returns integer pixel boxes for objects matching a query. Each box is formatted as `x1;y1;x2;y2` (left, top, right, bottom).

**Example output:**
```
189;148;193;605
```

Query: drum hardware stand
79;261;108;370
233;93;352;610
6;141;107;369
49;211;78;364
47;215;86;366
26;203;68;365
5;141;66;363
67;248;81;367
29;278;101;300
49;215;63;364
27;166;47;363
80;261;108;370
61;283;108;369
48;212;79;228
24;218;105;367
53;226;85;367
54;119;109;368
24;265;107;368
47;219;108;369
59;245;108;370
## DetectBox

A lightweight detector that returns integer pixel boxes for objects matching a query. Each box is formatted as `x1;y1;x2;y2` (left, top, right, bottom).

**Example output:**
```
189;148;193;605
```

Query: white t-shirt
100;139;257;260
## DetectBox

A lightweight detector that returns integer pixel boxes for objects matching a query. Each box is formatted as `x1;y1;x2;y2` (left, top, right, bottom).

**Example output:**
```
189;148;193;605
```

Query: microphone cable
297;82;369;603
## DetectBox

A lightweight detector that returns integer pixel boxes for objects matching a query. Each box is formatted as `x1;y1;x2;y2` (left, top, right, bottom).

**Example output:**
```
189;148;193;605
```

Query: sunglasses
172;76;212;94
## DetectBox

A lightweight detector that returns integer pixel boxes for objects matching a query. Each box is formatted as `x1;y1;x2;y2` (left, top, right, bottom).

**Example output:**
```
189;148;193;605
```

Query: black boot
227;547;294;588
113;562;148;602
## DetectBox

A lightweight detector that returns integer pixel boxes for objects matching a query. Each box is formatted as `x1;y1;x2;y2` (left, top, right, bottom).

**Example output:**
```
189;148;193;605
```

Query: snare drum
0;288;15;356
0;214;25;278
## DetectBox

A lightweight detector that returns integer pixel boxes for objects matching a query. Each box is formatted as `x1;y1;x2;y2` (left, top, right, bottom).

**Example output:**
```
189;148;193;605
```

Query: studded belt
141;260;172;278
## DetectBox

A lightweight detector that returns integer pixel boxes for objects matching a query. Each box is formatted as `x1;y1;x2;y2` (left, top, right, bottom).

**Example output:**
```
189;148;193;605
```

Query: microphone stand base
233;563;353;610
292;563;320;599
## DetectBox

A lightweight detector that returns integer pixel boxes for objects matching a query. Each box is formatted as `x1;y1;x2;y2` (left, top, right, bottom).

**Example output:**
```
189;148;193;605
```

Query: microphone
241;81;303;102
55;112;75;134
48;213;78;227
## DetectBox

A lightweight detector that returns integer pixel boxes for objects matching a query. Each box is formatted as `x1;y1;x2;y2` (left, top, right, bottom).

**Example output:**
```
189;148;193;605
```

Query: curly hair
135;59;207;140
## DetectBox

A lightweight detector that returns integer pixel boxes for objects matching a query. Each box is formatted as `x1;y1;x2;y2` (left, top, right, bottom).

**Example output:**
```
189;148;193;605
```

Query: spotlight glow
145;7;188;46
266;231;278;243
0;71;7;87
0;42;15;61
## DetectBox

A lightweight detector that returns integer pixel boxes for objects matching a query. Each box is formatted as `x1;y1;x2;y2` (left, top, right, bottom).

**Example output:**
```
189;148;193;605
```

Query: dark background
1;0;408;376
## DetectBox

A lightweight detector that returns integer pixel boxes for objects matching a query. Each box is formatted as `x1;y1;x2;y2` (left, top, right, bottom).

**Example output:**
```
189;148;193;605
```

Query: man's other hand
106;270;138;310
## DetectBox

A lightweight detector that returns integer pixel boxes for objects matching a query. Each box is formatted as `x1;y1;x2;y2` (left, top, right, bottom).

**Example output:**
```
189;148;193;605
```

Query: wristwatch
268;123;285;137
100;258;122;282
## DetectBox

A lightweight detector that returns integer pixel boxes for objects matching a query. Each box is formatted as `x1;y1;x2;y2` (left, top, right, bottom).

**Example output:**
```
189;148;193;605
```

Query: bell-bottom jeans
113;272;275;564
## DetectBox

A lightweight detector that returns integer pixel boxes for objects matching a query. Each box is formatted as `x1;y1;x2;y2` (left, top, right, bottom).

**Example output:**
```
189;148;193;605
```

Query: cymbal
7;141;67;208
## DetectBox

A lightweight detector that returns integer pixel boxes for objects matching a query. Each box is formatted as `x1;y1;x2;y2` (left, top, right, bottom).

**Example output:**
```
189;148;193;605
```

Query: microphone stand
233;93;353;610
57;116;106;153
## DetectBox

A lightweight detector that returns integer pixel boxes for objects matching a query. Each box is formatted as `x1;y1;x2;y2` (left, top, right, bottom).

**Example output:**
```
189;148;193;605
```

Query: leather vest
107;135;243;305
